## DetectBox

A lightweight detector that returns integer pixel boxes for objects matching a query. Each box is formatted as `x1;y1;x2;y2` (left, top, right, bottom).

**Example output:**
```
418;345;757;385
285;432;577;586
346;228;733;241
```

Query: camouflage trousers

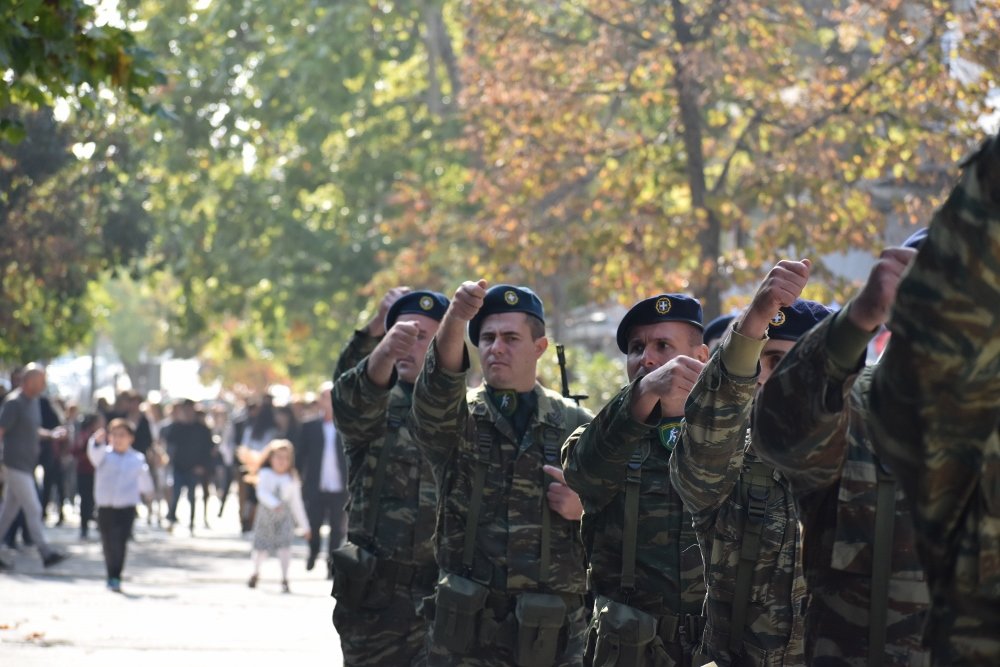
333;587;428;666
870;140;1000;665
804;579;929;667
425;604;587;666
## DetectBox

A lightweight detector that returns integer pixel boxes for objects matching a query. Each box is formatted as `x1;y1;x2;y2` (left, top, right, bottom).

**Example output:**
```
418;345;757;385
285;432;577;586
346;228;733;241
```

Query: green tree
0;107;152;362
128;0;465;385
0;0;163;141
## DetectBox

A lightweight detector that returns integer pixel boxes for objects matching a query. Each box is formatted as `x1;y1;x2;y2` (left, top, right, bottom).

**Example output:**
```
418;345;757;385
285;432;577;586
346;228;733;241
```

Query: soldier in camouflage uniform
330;290;449;666
867;135;1000;664
752;241;932;666
671;264;829;666
410;281;592;667
562;294;709;667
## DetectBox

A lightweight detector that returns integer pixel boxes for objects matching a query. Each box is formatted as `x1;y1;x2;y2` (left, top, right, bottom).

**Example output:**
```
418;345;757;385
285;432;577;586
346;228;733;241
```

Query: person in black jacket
163;400;214;534
296;384;347;578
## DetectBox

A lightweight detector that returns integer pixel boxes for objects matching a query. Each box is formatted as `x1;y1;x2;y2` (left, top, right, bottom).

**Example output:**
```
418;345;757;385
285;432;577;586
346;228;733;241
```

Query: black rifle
556;344;588;406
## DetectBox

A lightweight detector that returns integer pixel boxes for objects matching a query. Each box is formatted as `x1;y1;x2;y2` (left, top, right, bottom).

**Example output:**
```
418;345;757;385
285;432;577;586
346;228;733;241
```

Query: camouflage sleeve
330;356;390;455
670;329;763;521
411;337;468;470
562;380;651;513
752;312;873;493
333;329;382;382
870;137;1000;560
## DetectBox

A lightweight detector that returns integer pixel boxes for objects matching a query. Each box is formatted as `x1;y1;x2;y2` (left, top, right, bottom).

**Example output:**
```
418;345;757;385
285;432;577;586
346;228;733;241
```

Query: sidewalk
0;493;343;666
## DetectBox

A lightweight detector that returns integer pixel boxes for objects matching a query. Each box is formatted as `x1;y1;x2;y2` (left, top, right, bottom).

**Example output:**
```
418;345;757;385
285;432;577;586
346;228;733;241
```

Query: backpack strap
868;457;897;667
363;397;409;542
538;427;562;586
619;447;645;594
462;415;495;574
728;456;777;654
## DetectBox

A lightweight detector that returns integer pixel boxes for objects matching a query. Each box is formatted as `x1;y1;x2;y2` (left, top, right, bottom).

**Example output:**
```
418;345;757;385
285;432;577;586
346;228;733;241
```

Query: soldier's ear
696;343;710;363
534;336;549;359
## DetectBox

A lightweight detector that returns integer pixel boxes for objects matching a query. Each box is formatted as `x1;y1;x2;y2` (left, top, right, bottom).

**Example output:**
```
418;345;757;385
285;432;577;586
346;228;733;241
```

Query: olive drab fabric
869;137;1000;665
333;329;382;381
752;314;931;666
562;379;706;667
410;339;592;666
670;332;806;666
330;356;439;666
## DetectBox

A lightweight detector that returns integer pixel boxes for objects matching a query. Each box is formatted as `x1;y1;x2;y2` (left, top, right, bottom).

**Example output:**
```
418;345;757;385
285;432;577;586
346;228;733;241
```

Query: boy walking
89;418;153;592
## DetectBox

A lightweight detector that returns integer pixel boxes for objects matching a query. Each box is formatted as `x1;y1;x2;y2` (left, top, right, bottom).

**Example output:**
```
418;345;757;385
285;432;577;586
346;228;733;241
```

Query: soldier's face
625;322;708;382
757;339;796;388
394;314;440;384
478;313;548;392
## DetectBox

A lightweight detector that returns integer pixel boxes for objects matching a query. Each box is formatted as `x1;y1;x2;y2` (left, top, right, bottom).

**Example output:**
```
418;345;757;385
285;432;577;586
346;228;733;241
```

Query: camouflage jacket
562;380;706;620
334;329;382;382
331;358;437;571
753;312;930;666
410;339;592;595
868;140;1000;665
670;332;806;666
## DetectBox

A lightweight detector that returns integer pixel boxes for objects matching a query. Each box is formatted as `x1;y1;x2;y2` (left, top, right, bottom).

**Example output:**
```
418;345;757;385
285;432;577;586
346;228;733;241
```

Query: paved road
0;493;343;666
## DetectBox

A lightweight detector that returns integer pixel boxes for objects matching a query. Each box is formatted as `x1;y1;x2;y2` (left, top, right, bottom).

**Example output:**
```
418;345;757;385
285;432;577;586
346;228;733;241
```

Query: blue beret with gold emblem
385;290;450;330
468;284;545;345
616;294;704;354
767;299;832;342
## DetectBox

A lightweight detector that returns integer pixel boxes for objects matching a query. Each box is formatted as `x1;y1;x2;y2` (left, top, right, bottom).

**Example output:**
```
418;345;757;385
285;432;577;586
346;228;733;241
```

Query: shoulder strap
868;458;896;667
538;426;562;586
462;415;494;574
620;447;644;593
363;398;408;540
728;457;776;654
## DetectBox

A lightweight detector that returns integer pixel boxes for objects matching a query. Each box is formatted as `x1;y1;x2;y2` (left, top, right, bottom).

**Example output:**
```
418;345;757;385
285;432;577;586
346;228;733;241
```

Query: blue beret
902;228;927;249
616;294;704;354
385;290;450;330
703;314;736;345
767;299;832;342
468;284;545;345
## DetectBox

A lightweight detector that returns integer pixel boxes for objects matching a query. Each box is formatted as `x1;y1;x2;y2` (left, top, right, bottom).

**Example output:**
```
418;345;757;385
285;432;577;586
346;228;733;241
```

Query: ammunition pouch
432;573;489;654
587;596;670;667
329;542;377;609
513;592;567;667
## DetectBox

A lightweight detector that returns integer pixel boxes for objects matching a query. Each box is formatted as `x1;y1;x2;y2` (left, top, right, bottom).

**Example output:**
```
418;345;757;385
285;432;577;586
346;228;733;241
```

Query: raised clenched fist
448;280;489;322
366;286;412;337
640;355;705;417
738;259;811;339
848;247;917;332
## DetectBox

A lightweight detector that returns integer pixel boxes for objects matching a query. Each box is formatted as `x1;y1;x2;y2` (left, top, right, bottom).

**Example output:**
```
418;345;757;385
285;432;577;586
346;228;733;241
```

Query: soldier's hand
640;355;704;417
739;259;811;339
449;280;489;322
543;465;584;521
366;286;412;337
379;321;420;360
848;247;917;332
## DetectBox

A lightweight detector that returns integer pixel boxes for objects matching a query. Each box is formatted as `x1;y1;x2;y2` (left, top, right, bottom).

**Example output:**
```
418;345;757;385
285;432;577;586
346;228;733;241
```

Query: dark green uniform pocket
330;542;377;609
590;596;660;667
513;592;567;667
432;573;489;654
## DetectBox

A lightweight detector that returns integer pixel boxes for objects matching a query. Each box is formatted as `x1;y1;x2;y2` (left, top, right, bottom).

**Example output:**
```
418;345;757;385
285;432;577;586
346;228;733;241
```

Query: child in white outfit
88;418;154;592
247;439;310;592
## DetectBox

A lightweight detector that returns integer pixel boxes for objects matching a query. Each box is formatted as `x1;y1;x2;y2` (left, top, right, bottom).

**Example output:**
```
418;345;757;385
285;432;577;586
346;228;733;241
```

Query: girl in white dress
245;439;310;592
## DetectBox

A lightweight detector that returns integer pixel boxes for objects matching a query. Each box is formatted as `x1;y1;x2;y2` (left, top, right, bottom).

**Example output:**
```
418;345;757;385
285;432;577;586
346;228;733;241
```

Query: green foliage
0;107;152;362
0;1;164;142
129;0;465;383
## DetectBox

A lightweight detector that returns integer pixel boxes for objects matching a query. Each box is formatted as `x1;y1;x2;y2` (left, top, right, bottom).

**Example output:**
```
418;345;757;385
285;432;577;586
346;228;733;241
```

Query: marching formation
326;134;999;667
